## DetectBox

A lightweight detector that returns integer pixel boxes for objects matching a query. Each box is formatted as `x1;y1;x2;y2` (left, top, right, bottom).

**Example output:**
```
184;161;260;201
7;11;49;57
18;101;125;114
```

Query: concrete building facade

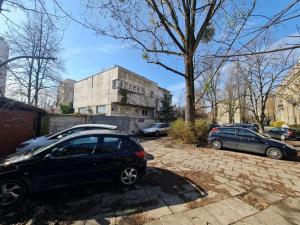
0;37;9;96
73;66;170;118
58;79;76;105
275;61;300;125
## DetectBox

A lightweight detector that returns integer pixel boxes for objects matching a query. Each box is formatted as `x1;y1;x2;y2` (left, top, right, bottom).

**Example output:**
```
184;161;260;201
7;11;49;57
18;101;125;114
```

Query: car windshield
251;130;266;138
30;140;59;156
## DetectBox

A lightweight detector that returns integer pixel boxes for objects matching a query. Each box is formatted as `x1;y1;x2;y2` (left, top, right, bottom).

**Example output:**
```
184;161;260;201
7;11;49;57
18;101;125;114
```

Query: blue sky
0;0;299;103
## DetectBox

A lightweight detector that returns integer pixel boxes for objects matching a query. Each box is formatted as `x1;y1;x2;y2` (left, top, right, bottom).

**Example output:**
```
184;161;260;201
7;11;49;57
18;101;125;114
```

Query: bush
168;119;209;144
270;121;285;128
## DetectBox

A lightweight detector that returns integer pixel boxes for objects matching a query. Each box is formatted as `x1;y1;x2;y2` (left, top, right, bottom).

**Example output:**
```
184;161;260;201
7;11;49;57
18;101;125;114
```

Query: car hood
142;127;159;132
0;152;33;166
266;138;291;147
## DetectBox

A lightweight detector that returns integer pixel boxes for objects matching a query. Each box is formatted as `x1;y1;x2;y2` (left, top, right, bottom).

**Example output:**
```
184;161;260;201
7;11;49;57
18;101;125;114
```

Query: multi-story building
0;37;9;96
57;79;76;105
275;60;300;125
73;65;170;118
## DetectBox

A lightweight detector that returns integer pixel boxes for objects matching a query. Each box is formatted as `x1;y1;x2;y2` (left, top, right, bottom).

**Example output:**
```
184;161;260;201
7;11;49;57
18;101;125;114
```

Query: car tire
119;166;139;187
211;140;222;150
280;135;286;141
0;179;27;207
266;147;284;160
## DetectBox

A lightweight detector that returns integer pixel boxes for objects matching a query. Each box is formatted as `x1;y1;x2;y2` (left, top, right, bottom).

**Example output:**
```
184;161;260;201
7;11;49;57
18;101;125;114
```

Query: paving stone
204;199;250;224
159;213;193;225
234;207;292;225
184;207;223;225
251;188;284;204
215;183;246;196
271;197;300;224
144;220;163;225
144;199;173;219
214;175;229;184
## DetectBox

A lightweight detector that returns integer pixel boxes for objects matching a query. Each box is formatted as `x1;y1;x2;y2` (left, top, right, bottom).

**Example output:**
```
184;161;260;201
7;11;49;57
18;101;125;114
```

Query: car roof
62;129;130;140
72;124;118;129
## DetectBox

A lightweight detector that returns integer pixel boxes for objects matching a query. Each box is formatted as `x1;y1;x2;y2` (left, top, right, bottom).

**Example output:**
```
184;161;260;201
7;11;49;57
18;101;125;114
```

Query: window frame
50;135;99;158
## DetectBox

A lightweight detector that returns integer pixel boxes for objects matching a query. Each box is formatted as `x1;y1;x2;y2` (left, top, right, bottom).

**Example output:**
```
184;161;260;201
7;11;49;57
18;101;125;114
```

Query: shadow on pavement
0;167;207;225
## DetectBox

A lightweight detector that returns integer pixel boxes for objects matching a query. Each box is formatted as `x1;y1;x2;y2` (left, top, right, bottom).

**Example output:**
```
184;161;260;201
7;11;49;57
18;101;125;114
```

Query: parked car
0;130;147;207
141;123;170;136
264;127;299;140
224;123;259;132
16;124;118;153
207;127;297;160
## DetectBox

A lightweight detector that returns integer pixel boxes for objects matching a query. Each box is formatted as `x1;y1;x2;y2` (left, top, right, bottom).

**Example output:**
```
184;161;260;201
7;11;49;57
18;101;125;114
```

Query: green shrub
194;119;209;142
168;119;209;144
270;121;285;128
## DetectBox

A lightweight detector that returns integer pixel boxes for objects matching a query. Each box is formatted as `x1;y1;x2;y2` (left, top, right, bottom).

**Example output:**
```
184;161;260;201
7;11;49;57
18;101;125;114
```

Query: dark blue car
0;130;147;207
207;127;297;160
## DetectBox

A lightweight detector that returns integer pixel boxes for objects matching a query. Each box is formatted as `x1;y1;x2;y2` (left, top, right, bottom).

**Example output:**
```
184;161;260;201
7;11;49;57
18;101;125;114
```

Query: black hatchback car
207;127;297;160
0;130;147;206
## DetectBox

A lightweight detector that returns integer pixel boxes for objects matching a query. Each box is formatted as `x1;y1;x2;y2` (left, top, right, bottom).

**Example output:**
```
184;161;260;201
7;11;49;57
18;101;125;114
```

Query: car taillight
211;127;220;132
287;131;293;136
135;150;145;159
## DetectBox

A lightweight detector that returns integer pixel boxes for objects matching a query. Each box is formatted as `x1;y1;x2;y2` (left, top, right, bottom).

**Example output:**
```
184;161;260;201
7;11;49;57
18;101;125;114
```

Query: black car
264;127;299;140
0;130;147;206
207;127;297;160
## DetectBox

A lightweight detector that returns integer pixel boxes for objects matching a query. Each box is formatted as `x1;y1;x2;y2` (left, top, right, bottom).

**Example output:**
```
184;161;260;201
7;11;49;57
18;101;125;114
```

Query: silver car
142;123;170;136
16;124;118;152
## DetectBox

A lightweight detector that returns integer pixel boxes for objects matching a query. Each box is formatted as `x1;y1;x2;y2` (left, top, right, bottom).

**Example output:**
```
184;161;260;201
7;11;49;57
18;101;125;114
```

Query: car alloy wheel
120;167;139;186
266;148;283;160
0;182;23;206
211;140;222;150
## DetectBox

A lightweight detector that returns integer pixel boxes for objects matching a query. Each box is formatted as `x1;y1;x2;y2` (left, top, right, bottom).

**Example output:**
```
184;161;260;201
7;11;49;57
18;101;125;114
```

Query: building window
124;82;128;89
112;79;120;89
96;105;106;114
137;87;141;93
129;84;132;91
112;105;118;112
141;87;145;94
142;109;148;116
149;90;154;97
133;85;137;92
78;107;87;114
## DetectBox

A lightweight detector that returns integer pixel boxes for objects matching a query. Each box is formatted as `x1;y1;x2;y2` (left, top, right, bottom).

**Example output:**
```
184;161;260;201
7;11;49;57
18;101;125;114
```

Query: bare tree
195;59;221;123
239;33;295;131
6;1;63;106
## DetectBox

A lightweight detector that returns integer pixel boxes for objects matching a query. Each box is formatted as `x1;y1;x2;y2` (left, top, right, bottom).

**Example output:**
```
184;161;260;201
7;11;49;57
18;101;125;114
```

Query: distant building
275;60;300;125
0;37;9;96
217;100;252;124
57;79;76;105
73;65;170;118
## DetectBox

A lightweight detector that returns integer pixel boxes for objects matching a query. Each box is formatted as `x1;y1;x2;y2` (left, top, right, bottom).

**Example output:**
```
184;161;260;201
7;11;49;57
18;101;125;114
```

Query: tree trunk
184;55;195;125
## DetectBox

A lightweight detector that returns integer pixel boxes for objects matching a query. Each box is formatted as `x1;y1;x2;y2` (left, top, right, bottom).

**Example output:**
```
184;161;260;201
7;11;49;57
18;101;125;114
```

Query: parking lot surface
1;137;300;225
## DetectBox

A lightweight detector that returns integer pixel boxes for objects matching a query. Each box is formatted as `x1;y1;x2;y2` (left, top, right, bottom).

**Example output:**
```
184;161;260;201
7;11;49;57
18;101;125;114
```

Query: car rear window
122;137;143;152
